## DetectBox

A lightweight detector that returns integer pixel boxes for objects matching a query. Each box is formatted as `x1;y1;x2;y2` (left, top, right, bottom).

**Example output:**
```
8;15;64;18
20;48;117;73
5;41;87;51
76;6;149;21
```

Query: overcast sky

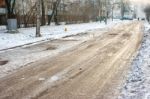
130;0;150;5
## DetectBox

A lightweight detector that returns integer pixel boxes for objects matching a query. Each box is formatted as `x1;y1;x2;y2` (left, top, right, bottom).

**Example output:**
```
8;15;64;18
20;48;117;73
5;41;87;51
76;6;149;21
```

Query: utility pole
36;0;41;37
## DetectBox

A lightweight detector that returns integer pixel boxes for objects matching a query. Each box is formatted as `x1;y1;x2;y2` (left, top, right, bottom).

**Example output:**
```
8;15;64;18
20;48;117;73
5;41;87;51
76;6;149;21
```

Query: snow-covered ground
118;22;150;99
0;20;132;78
0;20;124;50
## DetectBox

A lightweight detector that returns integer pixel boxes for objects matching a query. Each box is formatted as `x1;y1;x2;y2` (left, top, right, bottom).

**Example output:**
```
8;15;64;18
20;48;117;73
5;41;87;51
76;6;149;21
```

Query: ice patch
38;78;46;81
49;76;59;82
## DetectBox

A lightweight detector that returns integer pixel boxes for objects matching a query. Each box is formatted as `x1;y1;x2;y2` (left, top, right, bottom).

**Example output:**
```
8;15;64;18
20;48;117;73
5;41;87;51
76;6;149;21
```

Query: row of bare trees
5;0;132;23
144;6;150;23
16;0;115;27
4;0;130;36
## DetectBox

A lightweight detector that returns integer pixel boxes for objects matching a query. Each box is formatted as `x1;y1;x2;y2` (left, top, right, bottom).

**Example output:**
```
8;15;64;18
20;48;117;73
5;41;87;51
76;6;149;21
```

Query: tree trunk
112;4;114;21
121;0;124;20
36;0;41;37
41;0;46;26
54;4;59;25
105;0;108;24
48;0;61;25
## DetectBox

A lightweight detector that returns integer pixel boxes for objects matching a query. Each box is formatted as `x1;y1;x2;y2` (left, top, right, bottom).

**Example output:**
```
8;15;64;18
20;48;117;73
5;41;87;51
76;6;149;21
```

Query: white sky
130;0;150;5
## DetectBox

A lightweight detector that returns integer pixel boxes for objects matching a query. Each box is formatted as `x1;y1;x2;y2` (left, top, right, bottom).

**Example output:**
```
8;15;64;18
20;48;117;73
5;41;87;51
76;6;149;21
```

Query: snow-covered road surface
0;21;143;99
0;25;108;78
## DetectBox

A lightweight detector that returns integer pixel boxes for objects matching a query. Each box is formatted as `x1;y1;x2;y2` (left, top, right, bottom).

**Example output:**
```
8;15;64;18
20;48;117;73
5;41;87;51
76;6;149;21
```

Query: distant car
121;17;133;20
141;18;145;21
121;14;133;20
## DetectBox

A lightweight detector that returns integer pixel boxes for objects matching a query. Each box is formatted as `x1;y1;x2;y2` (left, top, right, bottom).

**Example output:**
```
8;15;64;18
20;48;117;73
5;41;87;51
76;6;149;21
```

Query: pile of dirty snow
119;23;150;99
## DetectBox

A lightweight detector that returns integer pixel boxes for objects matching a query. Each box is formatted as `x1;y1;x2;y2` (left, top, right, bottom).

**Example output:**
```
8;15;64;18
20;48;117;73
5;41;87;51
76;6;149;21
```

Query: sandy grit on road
0;22;143;99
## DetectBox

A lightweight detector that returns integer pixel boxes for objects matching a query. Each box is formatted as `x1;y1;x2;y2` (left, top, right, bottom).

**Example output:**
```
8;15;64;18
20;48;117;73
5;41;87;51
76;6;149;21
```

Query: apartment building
113;0;134;19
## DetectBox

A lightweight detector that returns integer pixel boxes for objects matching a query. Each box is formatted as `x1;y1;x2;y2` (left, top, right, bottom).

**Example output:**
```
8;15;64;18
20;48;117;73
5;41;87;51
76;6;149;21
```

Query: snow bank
118;23;150;99
0;20;125;51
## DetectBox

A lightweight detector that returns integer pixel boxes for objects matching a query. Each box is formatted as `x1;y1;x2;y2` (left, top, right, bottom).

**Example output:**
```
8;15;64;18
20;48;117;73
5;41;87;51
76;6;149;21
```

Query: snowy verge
118;22;150;99
0;20;127;51
0;20;131;78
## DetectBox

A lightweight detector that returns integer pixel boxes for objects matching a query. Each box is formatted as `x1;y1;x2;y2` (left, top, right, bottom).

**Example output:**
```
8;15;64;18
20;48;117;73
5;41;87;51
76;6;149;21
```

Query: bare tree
97;0;102;22
41;0;46;25
144;5;150;23
121;0;125;19
111;0;114;21
48;0;61;25
5;0;16;18
14;0;37;28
